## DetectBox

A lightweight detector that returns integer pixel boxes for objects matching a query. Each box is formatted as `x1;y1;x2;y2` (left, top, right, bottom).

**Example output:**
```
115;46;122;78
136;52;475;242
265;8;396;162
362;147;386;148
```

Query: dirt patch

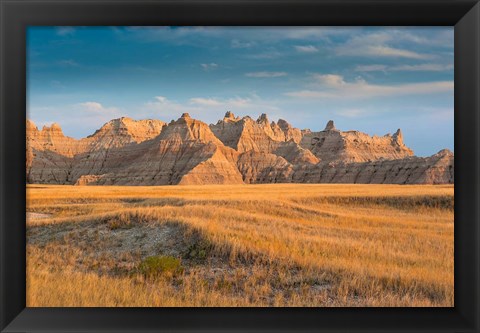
26;217;211;276
27;212;53;220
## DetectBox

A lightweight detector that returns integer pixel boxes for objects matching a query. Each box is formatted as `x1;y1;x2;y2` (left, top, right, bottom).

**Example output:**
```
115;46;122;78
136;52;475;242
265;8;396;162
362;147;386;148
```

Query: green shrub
138;255;183;279
185;239;213;261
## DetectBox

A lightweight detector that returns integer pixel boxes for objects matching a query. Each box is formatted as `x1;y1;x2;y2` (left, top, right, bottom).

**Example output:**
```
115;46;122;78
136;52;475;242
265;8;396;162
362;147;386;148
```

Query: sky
27;26;454;156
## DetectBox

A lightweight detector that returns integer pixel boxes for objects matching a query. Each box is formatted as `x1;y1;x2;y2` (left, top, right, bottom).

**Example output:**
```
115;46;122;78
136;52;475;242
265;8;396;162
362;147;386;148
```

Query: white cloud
28;101;123;138
226;97;253;108
385;29;454;48
313;74;346;87
139;94;282;125
189;98;223;106
355;63;453;72
369;46;430;59
119;26;351;45
231;39;254;48
144;96;198;115
286;74;453;99
336;31;433;59
200;63;218;71
77;101;120;115
245;71;287;78
294;45;319;53
281;27;358;40
338;44;430;59
390;63;454;71
56;27;75;36
79;101;103;111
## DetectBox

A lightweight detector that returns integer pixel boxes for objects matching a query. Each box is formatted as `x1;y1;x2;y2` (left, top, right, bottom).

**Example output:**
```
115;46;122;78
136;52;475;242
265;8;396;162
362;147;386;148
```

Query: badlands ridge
26;112;454;185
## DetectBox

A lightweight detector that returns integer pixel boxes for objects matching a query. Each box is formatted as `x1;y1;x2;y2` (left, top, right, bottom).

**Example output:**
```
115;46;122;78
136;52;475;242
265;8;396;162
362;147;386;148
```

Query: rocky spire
41;122;64;135
324;120;336;131
277;119;289;129
181;113;191;119
224;111;235;119
393;129;403;144
26;119;38;131
256;113;269;124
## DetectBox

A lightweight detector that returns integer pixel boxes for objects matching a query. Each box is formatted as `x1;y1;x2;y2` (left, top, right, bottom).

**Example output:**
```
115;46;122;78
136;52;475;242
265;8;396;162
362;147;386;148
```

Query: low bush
185;239;213;261
137;255;183;279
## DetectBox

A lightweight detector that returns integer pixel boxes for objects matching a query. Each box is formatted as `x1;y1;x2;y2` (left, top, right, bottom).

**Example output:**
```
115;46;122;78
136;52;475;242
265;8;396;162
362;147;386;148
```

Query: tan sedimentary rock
300;120;414;163
290;149;454;184
277;119;303;143
237;151;294;184
26;118;165;184
73;114;243;185
273;141;319;165
86;117;166;149
210;112;303;153
27;121;80;184
26;113;454;185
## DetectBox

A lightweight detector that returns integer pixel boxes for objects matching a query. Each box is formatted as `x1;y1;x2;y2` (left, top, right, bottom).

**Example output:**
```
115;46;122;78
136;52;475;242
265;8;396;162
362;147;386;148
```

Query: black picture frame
1;0;479;332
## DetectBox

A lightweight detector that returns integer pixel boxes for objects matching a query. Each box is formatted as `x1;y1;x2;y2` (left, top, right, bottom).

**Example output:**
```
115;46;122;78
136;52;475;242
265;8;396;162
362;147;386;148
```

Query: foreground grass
26;184;454;307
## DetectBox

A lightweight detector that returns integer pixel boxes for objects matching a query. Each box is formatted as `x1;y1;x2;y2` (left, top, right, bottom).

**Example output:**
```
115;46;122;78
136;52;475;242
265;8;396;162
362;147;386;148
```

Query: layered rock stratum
26;112;454;185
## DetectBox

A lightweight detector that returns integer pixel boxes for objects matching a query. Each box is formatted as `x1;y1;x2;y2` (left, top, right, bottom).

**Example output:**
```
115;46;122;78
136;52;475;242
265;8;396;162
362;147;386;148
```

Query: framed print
1;0;479;332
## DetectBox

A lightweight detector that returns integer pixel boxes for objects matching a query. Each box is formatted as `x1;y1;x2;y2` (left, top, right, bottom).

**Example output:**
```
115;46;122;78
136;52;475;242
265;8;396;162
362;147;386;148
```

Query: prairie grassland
26;184;454;307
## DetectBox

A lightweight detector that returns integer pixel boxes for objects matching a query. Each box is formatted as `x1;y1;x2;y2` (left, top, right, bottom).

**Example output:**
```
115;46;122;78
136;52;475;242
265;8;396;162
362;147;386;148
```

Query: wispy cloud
245;71;287;78
246;51;282;59
231;39;255;48
29;101;123;137
389;63;454;71
50;80;66;89
189;98;223;107
187;95;282;118
77;101;119;115
386;29;454;48
141;94;282;125
282;27;358;40
286;74;453;99
58;59;79;67
294;45;319;53
200;63;218;71
117;26;351;45
338;44;430;59
56;27;75;36
336;32;433;59
143;96;199;116
355;63;453;72
370;46;429;59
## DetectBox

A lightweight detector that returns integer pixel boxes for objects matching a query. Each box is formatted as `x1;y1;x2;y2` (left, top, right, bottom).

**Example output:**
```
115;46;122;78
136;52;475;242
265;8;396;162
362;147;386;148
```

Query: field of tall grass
26;184;454;307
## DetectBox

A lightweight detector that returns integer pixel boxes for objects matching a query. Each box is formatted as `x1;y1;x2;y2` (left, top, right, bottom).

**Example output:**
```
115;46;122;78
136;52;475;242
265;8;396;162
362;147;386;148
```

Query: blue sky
27;26;453;156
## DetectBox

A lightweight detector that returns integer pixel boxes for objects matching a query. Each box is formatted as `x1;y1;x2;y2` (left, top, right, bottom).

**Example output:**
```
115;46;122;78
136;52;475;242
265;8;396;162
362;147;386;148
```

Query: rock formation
299;120;414;163
26;112;454;185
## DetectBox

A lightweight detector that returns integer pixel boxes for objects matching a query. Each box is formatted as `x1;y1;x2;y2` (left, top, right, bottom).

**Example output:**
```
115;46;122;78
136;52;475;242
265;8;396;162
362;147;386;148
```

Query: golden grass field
26;184;454;307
